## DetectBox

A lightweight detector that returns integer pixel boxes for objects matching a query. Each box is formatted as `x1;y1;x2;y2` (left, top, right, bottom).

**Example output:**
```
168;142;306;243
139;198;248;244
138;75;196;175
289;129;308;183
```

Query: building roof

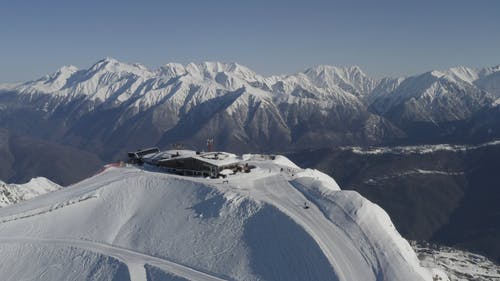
142;150;241;168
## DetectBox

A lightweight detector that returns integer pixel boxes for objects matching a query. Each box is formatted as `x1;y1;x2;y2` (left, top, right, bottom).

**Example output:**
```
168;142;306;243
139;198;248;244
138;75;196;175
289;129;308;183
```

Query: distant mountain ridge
4;58;499;104
0;58;499;180
3;58;499;123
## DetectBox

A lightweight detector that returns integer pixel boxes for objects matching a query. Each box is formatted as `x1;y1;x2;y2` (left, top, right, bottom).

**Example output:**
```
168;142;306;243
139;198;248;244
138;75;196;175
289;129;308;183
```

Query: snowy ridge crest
4;58;498;122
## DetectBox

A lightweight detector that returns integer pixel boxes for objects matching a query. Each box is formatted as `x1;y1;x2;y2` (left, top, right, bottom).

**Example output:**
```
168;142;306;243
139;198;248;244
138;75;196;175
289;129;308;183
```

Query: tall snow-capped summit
303;65;377;97
86;57;151;76
476;64;500;97
10;57;158;102
370;70;492;123
429;66;480;84
158;62;187;78
0;154;446;280
13;65;80;94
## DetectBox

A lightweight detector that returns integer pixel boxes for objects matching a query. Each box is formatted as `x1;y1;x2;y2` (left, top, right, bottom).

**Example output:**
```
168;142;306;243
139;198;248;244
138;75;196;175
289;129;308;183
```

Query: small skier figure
303;202;309;209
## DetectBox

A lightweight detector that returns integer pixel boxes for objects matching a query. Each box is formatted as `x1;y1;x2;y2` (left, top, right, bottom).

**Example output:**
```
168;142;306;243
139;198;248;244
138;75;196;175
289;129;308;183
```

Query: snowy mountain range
0;154;447;281
1;58;499;156
4;58;500;112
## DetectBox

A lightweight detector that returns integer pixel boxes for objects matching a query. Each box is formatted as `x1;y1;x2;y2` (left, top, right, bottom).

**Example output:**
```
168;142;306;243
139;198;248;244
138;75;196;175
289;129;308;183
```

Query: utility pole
207;138;214;152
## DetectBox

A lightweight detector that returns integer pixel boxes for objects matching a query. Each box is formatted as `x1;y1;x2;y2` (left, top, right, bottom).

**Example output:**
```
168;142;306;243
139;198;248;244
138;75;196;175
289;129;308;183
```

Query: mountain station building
127;148;248;177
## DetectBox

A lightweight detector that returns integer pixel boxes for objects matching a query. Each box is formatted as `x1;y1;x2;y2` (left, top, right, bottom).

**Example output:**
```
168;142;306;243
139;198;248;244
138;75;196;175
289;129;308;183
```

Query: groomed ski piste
0;152;447;281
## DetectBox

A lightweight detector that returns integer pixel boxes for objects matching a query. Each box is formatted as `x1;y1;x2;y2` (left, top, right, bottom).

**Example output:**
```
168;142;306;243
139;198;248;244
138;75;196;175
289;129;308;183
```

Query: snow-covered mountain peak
11;58;159;102
433;66;480;84
40;65;80;88
55;65;79;75
305;64;367;80
429;70;445;78
178;61;260;82
0;177;61;207
303;64;376;96
158;62;187;78
88;57;117;71
226;62;261;80
88;57;153;77
428;65;500;86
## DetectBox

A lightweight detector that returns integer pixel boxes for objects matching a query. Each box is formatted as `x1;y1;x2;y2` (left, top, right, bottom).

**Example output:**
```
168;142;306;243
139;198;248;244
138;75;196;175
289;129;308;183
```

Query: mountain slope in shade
369;71;493;123
0;155;446;281
0;128;104;185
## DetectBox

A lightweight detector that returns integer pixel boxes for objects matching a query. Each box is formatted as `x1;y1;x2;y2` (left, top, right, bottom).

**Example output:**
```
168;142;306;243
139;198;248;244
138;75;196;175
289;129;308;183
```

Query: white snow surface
0;177;61;207
0;154;439;281
342;139;500;155
413;241;500;281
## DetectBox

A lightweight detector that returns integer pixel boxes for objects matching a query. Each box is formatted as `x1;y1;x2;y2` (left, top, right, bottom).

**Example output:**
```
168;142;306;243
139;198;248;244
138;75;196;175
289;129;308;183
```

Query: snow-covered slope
0;177;61;207
0;154;444;281
302;65;378;97
369;70;493;123
476;65;500;97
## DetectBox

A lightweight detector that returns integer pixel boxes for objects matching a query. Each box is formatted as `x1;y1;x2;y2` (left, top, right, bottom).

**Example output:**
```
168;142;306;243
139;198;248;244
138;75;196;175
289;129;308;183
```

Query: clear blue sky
1;0;499;82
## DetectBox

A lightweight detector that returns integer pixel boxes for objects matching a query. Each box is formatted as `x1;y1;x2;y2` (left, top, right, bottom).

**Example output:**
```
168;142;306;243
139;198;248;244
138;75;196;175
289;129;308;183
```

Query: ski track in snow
0;237;227;281
290;179;385;279
215;164;375;281
0;169;138;221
